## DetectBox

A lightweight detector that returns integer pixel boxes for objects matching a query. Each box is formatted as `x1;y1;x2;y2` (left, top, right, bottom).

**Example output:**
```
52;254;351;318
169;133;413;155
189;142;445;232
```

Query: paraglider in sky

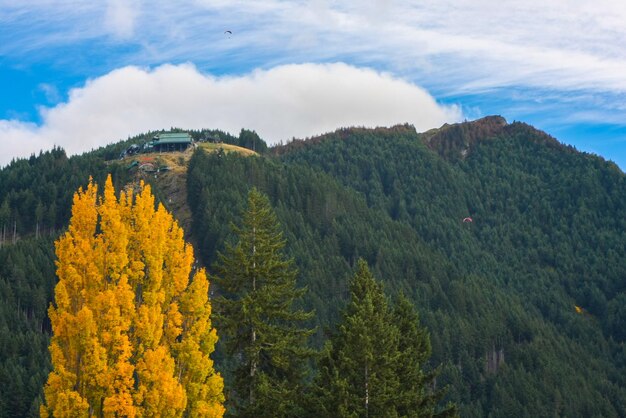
463;217;473;223
224;30;232;38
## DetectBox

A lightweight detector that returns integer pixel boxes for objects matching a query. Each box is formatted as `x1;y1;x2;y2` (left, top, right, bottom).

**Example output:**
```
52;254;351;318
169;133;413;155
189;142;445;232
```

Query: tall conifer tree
316;259;400;418
214;188;314;417
316;260;456;418
41;176;224;418
393;295;457;418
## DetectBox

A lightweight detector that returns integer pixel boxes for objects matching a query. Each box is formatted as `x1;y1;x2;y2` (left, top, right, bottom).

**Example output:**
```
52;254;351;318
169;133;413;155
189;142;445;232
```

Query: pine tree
40;176;224;418
316;260;457;418
393;294;457;418
214;188;314;417
0;198;9;246
316;259;400;418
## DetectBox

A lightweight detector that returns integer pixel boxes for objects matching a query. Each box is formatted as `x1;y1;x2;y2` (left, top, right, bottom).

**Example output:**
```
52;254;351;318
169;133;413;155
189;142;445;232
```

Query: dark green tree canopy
316;260;456;418
2;118;626;416
214;188;315;417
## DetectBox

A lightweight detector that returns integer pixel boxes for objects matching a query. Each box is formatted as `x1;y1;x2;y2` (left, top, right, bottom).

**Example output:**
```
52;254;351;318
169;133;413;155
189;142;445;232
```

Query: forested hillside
1;118;625;417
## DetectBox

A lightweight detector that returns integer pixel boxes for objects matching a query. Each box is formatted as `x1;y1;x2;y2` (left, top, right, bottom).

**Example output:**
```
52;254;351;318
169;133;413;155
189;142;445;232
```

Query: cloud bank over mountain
0;62;461;165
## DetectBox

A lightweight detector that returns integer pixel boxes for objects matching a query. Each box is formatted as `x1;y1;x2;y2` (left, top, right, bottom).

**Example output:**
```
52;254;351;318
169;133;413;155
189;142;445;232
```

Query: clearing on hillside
115;142;257;236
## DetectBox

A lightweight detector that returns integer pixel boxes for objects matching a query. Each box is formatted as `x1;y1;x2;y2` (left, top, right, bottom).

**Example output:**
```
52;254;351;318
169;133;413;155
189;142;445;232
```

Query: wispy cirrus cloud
3;1;626;95
104;0;141;39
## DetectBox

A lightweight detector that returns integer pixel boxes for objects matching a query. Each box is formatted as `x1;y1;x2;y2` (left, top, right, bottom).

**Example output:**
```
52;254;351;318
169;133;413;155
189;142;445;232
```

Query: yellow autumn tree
41;176;224;418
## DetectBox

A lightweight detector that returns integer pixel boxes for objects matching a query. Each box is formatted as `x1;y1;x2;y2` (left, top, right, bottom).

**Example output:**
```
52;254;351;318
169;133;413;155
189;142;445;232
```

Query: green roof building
151;132;193;152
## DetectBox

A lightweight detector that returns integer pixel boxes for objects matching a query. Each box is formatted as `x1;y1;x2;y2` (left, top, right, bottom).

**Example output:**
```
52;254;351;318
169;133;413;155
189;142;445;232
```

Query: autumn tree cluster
41;175;451;417
41;176;224;417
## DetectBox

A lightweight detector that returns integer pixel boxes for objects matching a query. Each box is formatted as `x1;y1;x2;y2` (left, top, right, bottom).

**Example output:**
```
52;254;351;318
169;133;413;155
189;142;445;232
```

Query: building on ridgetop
151;132;193;152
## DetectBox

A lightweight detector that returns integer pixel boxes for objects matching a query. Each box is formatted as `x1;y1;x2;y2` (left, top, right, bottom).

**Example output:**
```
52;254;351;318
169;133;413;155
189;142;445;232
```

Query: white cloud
38;83;60;103
0;63;461;166
104;0;140;39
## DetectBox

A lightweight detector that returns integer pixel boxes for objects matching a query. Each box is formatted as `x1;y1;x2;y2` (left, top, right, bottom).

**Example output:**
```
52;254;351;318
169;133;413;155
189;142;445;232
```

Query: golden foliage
41;176;224;417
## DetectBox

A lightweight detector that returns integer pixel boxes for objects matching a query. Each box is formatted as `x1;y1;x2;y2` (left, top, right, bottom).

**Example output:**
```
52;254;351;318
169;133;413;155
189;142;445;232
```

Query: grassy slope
116;142;257;235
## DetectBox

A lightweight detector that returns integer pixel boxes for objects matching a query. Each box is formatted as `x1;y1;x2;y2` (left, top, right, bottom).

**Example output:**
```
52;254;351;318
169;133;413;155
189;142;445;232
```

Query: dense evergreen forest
1;117;625;416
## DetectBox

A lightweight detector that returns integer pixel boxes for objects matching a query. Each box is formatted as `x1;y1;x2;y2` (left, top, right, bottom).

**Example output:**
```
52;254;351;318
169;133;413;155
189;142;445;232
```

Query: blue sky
1;1;625;171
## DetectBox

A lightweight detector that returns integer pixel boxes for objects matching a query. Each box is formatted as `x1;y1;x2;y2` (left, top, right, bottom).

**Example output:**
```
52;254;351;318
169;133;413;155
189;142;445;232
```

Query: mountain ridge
1;118;625;417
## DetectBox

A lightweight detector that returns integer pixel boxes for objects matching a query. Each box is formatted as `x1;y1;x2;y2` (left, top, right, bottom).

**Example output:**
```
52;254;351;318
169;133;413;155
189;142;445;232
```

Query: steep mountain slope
269;117;626;416
1;118;625;417
276;118;626;339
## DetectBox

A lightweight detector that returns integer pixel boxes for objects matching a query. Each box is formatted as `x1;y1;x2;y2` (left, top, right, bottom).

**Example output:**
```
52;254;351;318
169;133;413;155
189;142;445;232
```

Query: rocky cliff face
421;115;509;161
